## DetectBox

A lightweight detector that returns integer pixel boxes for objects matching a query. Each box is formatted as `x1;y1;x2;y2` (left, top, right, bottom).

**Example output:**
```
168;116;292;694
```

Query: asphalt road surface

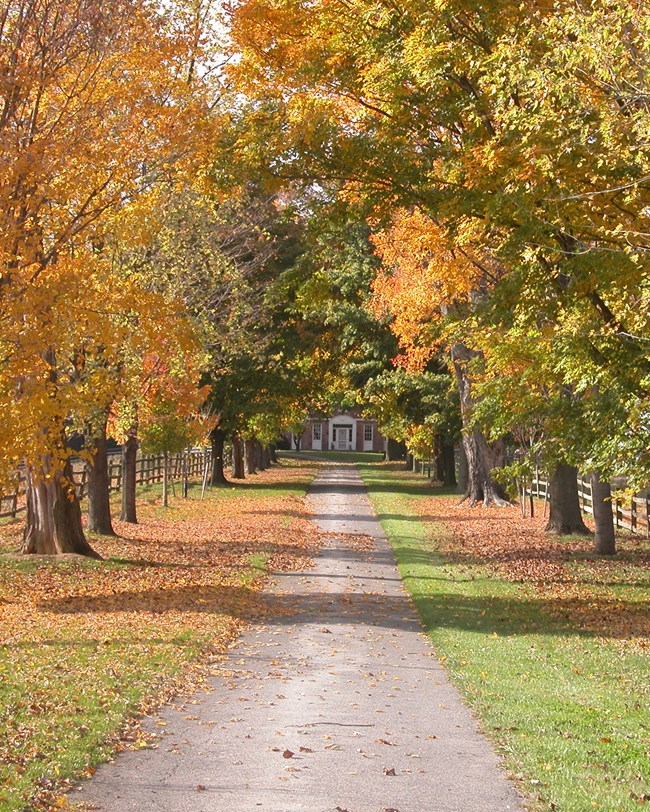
71;464;525;812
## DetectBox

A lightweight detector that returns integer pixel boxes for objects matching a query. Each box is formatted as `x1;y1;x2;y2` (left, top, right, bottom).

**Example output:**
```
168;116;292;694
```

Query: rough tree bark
244;439;257;475
435;437;457;487
459;428;510;506
545;463;591;535
22;459;101;557
261;446;272;469
385;438;406;462
120;431;138;523
232;436;245;479
451;343;510;506
269;444;278;464
456;442;468;494
210;427;228;485
590;471;616;554
254;441;265;471
86;417;116;535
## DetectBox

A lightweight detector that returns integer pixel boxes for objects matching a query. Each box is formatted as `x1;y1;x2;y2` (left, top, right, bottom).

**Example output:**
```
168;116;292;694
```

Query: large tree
1;0;211;554
222;0;650;527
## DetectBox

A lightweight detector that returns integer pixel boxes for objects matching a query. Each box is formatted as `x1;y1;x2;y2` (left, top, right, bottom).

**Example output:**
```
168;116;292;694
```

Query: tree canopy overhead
222;0;650;497
3;0;650;554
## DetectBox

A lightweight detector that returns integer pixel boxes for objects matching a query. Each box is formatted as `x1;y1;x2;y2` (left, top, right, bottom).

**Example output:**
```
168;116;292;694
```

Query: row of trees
0;0;349;557
6;0;649;558
0;0;221;556
218;0;650;554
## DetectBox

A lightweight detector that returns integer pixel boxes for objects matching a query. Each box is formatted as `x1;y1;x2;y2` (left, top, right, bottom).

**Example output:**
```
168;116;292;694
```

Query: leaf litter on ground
419;492;650;654
0;461;322;811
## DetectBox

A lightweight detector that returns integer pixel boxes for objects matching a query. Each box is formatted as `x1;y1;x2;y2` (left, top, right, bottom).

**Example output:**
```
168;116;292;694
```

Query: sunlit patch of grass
280;449;384;463
360;463;650;812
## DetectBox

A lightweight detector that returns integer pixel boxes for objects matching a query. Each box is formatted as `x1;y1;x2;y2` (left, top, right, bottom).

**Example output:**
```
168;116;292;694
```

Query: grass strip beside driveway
360;463;650;812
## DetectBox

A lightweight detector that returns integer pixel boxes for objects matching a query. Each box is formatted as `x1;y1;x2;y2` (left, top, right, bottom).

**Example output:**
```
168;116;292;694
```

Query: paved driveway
71;465;525;812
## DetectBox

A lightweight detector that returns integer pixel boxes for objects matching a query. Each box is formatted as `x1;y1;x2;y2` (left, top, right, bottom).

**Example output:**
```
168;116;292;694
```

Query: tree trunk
86;418;116;535
386;438;405;462
456;442;468;494
244;439;257;475
269;444;278;464
162;451;169;507
545;463;592;535
22;459;101;558
255;441;266;471
434;442;445;482
460;428;511;506
120;432;138;523
210;427;228;485
405;452;414;471
451;343;510;506
262;446;272;468
232;436;245;479
441;439;457;487
590;471;616;554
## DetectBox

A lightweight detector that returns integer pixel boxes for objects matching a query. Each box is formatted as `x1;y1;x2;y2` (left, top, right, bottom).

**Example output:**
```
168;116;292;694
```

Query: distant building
292;411;385;453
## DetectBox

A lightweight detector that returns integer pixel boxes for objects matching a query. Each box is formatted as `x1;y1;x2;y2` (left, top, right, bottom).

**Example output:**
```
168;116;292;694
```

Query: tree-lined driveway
72;464;524;811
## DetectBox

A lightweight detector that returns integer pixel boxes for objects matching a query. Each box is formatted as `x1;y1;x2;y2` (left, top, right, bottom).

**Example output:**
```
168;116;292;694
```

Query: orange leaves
0;464;321;645
0;0;216;486
370;208;481;370
0;463;322;808
419;494;650;653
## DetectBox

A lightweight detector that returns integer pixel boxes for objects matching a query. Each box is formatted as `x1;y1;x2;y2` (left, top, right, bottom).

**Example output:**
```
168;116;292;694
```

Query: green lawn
280;449;385;463
359;462;650;812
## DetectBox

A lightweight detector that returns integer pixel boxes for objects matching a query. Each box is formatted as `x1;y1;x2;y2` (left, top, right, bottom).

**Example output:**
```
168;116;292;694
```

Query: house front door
333;425;352;450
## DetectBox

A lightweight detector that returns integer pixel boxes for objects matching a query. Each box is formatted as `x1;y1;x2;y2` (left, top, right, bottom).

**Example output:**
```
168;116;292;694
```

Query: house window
312;423;322;441
364;424;373;443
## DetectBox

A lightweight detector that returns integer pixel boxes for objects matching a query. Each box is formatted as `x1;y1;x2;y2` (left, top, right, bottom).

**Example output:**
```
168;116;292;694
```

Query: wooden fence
0;448;212;520
527;476;650;538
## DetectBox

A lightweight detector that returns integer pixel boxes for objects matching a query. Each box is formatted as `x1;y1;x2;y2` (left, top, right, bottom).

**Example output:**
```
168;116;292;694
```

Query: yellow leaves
370;207;481;370
0;0;217;483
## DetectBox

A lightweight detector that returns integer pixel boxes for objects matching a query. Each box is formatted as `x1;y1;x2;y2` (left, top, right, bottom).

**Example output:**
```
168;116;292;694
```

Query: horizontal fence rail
527;476;650;538
411;458;650;540
0;449;212;520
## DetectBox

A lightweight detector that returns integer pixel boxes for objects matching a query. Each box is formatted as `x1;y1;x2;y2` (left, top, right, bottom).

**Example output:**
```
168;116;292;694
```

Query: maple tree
0;0;214;554
224;0;650;536
126;183;333;485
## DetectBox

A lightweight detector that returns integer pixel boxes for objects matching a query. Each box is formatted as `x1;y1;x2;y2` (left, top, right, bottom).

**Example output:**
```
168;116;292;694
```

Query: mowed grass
281;450;384;464
359;463;650;812
0;459;319;811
